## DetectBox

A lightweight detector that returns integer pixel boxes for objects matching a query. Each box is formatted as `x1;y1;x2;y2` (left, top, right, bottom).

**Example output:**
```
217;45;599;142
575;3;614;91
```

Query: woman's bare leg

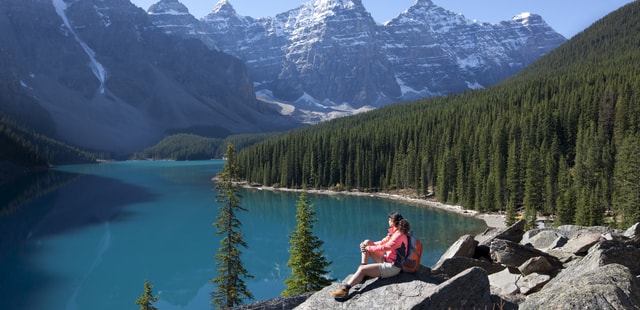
346;264;382;287
361;249;370;264
361;240;385;265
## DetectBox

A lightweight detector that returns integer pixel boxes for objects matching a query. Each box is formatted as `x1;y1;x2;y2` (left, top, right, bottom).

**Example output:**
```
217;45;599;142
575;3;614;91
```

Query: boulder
556;232;602;255
296;266;493;309
488;268;521;296
297;266;436;309
520;229;567;252
545;248;579;265
624;222;640;238
477;219;526;260
516;273;551;295
520;264;640;310
479;219;526;247
413;267;492;309
593;236;640;276
520;233;640;309
431;234;477;271
489;239;554;268
555;225;620;239
432;256;504;278
517;256;560;276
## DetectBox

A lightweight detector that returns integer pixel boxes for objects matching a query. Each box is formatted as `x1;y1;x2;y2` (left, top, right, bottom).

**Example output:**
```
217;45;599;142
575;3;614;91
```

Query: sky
129;0;635;38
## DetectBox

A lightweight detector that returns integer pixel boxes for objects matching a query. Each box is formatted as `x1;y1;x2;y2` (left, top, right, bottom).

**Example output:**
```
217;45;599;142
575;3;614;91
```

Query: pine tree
211;143;254;308
523;150;544;229
282;191;334;296
135;280;159;310
613;135;640;228
555;156;576;226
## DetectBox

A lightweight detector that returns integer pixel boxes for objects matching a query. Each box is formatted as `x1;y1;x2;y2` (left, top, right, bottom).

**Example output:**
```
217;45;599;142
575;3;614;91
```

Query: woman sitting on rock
330;211;410;298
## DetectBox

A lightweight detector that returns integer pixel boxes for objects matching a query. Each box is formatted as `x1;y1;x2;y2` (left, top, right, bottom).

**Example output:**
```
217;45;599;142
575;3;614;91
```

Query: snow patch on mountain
257;89;374;124
52;0;107;94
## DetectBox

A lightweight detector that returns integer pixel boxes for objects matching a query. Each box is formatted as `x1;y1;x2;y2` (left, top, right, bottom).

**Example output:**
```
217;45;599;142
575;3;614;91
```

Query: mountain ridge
147;0;566;122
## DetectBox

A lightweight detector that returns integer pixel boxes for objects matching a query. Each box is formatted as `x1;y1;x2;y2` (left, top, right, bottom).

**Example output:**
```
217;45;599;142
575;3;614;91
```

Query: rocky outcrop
235;221;640;309
521;236;640;309
297;266;492;309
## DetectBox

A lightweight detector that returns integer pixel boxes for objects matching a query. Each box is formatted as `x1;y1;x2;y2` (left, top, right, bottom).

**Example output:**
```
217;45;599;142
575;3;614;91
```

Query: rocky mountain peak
212;0;237;16
393;0;464;27
312;0;363;10
293;0;370;26
513;12;534;22
512;12;549;30
413;0;436;8
148;0;190;15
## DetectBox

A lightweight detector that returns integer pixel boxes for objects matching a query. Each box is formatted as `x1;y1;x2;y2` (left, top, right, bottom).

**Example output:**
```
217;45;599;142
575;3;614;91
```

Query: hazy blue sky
130;0;634;38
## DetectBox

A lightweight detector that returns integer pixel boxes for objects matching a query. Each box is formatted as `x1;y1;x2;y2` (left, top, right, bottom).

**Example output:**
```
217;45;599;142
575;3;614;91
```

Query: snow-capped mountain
0;0;299;154
147;0;566;122
382;1;565;97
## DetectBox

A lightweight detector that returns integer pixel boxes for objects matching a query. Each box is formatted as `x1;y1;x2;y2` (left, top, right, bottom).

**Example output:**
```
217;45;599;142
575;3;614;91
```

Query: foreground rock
297;266;492;310
235;221;640;309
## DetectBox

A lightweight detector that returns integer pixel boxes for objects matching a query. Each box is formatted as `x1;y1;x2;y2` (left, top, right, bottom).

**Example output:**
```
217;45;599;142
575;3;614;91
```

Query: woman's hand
360;239;371;253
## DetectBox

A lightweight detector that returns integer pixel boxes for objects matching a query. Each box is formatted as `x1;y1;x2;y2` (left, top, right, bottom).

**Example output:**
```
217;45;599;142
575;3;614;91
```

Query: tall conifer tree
555;156;576;226
282;191;334;296
613;135;640;228
211;143;253;308
135;280;159;310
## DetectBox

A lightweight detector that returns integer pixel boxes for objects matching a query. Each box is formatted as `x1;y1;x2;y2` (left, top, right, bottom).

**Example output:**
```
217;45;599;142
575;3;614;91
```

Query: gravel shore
241;185;507;230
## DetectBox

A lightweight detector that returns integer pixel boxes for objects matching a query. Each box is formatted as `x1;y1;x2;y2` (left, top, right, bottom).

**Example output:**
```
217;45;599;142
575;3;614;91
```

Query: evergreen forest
132;132;279;160
0;116;96;167
236;2;640;229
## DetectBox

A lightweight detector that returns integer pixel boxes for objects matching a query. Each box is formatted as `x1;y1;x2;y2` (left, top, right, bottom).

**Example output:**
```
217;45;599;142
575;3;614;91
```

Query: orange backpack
401;232;423;273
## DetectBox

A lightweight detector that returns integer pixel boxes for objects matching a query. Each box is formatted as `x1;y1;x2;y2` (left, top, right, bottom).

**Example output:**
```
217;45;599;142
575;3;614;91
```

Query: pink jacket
366;227;408;265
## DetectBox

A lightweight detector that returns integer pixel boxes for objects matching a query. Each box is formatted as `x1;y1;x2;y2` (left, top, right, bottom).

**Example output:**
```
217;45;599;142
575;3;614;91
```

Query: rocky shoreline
234;219;640;310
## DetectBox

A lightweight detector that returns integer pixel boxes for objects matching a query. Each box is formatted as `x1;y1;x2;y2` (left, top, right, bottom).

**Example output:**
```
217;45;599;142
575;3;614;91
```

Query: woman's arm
373;234;390;246
366;232;403;252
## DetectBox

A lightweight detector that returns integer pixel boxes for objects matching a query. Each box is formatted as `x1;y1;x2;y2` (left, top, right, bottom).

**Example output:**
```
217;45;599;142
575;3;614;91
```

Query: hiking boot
330;285;349;298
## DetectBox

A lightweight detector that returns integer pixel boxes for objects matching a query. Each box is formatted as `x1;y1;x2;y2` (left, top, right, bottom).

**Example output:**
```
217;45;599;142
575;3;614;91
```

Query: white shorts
379;262;401;278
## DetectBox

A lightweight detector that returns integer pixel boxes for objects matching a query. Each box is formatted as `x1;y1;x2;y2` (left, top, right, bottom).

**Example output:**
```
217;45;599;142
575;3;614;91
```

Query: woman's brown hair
388;211;410;234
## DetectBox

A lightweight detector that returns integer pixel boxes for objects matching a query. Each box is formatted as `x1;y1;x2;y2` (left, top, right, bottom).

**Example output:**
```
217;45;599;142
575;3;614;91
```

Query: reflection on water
0;161;486;310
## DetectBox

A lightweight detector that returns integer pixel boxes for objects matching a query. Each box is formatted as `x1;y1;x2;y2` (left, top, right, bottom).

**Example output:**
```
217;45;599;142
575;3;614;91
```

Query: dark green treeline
236;2;640;229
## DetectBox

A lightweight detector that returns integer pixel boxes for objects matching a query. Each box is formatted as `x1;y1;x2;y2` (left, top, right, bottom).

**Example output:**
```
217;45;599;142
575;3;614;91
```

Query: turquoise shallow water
0;160;486;309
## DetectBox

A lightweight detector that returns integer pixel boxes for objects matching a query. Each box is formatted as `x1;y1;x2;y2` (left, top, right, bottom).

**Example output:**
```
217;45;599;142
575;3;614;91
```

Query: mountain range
147;0;567;122
0;0;565;155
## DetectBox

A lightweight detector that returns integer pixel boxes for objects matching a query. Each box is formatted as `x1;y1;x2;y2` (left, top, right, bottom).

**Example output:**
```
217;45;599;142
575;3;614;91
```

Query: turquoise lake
0;160;486;309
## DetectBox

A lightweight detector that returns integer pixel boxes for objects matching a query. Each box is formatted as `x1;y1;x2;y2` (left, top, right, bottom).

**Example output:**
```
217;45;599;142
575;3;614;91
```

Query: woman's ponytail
398;219;410;234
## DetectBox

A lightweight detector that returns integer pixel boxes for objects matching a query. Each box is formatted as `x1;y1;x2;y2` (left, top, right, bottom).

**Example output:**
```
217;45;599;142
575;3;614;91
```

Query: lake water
0;160;486;310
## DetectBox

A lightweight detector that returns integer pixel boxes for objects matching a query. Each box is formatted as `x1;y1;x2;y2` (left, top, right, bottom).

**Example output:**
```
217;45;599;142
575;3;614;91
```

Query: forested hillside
236;2;640;229
0;117;96;167
132;132;281;160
